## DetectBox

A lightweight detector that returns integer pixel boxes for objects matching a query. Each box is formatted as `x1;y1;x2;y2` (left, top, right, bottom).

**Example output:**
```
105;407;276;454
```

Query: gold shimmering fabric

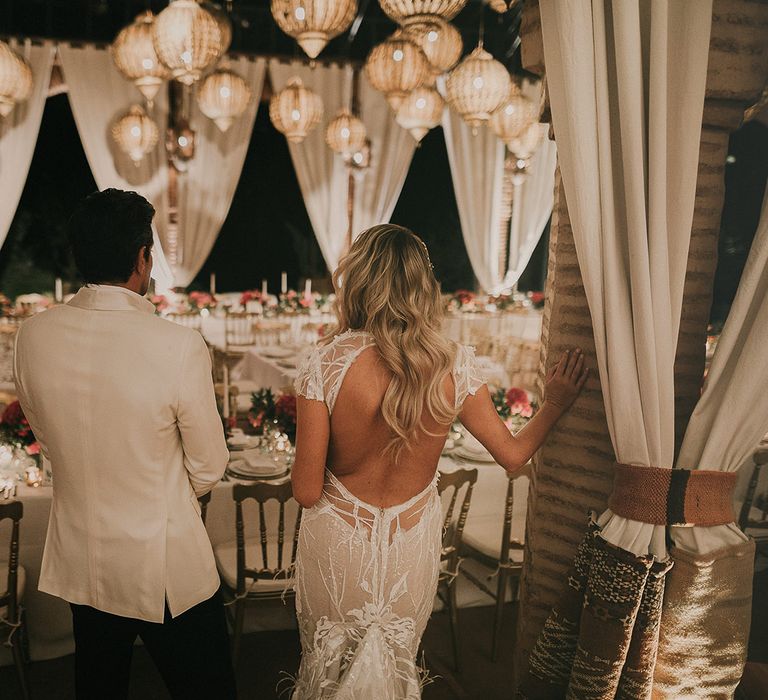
652;539;755;699
521;521;672;700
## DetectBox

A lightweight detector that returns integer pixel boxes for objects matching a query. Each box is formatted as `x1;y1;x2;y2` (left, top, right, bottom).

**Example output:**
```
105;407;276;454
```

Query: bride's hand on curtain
459;349;588;474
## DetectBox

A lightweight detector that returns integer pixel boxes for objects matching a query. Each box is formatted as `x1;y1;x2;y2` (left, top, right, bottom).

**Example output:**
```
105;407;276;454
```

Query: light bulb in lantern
365;30;430;113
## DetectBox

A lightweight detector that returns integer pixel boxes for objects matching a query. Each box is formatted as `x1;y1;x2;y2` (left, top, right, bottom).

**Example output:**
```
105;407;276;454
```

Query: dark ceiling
0;0;525;71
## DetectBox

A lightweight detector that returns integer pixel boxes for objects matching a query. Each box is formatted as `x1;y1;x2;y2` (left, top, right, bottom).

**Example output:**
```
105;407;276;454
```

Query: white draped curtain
442;110;555;294
0;40;55;251
351;73;416;236
523;2;713;696
173;57;266;287
268;60;350;272
442;108;507;293
269;61;415;273
540;0;712;559
58;45;173;291
501;132;557;289
675;185;768;550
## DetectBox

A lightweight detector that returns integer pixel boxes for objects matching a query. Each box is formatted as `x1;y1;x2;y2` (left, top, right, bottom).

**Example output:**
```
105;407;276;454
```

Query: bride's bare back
327;345;453;508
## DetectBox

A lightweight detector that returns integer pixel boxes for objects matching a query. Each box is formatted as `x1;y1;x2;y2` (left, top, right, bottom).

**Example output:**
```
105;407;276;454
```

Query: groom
14;189;236;699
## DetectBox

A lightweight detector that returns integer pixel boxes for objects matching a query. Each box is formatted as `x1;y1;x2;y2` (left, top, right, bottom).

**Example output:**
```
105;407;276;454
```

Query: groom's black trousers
70;590;237;700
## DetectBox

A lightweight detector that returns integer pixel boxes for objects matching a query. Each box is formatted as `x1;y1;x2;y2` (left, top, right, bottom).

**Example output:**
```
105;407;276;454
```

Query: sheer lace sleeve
453;344;487;409
294;347;324;402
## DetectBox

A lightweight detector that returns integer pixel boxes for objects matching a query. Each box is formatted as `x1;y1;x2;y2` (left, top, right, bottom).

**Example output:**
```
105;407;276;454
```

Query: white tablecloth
231;350;298;394
1;452;524;665
443;310;542;345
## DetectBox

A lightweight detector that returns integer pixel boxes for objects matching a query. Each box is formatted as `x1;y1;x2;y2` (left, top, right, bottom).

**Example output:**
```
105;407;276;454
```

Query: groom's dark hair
68;188;155;284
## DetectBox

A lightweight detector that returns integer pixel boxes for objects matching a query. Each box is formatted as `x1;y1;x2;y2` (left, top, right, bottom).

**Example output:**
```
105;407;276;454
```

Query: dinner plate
261;347;295;359
226;463;290;481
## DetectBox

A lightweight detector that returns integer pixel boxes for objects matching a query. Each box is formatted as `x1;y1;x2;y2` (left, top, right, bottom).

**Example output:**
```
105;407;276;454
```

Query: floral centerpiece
150;294;169;313
491;387;537;433
188;291;217;311
0;401;40;458
447;290;478;313
249;388;297;442
487;293;519;312
527;291;545;309
278;290;304;314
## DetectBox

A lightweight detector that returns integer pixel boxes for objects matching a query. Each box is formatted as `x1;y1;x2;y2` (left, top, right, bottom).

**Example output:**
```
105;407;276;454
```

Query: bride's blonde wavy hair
324;224;457;460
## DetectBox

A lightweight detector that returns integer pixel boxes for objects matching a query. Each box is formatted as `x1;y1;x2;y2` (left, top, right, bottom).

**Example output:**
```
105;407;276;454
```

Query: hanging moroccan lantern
508;121;544;159
271;0;357;60
152;0;231;86
269;77;324;143
490;91;538;145
378;0;468;24
111;11;170;104
445;44;511;129
197;67;252;132
0;41;32;118
365;31;430;111
111;105;159;164
325;109;367;155
402;16;462;74
396;86;444;142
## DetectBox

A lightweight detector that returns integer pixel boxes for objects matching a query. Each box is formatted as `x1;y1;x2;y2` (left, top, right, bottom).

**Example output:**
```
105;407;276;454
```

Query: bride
290;224;587;698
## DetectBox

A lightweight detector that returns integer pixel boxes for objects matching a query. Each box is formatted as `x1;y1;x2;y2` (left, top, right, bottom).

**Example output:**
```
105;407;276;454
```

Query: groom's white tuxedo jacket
14;285;229;622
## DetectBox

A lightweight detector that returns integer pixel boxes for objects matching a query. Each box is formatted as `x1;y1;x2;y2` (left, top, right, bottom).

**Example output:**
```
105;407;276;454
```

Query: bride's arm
458;349;588;474
291;397;330;508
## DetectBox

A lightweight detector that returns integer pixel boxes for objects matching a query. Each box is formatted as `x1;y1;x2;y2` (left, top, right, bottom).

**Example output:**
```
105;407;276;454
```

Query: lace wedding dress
291;330;485;699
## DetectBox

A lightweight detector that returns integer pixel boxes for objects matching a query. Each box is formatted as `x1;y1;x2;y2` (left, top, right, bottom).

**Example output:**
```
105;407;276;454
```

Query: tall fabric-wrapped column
652;186;768;697
521;2;713;698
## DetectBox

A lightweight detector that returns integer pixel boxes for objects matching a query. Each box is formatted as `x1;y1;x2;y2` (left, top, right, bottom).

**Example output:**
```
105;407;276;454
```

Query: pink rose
505;388;528;407
25;442;40;455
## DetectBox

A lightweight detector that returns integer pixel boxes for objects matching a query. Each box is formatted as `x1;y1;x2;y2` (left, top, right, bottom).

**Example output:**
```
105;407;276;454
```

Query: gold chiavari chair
461;463;531;660
213;481;302;665
1;500;29;699
436;467;478;672
225;311;259;348
166;310;203;332
253;319;291;347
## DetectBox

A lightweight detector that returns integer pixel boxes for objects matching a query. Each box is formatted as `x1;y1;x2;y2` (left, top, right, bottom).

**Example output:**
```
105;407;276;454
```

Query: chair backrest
214;383;239;420
739;444;768;530
167;311;203;331
198;491;212;526
232;481;302;594
225;311;259;347
0;501;23;622
499;463;532;565
437;468;478;569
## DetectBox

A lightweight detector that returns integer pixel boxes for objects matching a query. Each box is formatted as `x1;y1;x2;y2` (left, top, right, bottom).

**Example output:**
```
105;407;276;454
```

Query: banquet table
443;309;542;344
230;345;511;396
0;452;525;666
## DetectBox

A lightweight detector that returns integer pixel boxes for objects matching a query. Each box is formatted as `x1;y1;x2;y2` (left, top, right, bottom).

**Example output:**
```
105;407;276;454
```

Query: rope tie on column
608;463;737;527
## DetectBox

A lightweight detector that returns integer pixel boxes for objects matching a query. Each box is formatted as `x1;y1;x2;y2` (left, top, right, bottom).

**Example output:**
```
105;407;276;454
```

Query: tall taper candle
210;272;217;296
261;279;268;297
281;272;288;294
304;278;312;297
54;278;63;303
